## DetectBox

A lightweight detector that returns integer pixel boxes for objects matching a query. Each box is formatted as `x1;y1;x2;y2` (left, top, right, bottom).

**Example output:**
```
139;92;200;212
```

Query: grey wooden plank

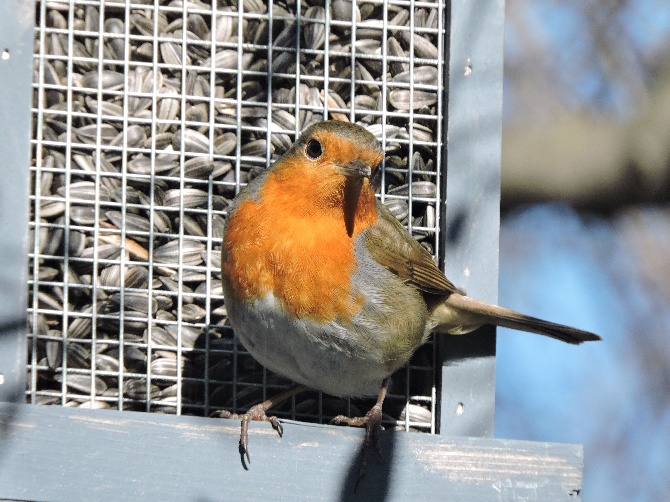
440;0;505;436
0;403;583;501
0;0;35;404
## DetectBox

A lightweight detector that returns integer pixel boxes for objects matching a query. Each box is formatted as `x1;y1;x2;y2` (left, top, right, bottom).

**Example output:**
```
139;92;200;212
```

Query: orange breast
222;166;378;324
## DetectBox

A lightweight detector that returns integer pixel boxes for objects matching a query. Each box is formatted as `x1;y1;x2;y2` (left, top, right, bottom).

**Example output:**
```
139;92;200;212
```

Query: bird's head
272;121;384;236
284;120;384;179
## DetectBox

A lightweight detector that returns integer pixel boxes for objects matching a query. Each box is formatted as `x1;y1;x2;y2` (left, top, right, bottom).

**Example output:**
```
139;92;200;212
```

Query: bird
219;120;601;469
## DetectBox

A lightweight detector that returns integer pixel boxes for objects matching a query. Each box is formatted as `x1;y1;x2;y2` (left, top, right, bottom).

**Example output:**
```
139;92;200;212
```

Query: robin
219;120;600;468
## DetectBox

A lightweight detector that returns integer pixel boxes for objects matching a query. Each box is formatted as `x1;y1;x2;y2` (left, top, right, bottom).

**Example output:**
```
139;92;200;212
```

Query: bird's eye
305;138;323;159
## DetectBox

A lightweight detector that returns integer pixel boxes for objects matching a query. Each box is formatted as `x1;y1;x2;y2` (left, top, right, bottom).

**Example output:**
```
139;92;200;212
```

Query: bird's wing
362;200;459;296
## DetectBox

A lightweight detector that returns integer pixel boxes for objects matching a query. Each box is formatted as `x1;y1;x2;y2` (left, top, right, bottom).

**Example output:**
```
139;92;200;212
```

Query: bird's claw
212;405;283;469
331;404;384;447
269;416;283;437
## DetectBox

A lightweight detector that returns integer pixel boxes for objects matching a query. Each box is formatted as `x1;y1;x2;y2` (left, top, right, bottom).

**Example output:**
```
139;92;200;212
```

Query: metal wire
28;0;445;433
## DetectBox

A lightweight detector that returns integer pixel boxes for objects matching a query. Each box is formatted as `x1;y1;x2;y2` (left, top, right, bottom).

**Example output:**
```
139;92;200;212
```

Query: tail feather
442;294;601;345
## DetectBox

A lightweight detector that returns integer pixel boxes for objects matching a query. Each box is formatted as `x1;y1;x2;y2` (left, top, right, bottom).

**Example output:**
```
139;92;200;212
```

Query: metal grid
28;0;445;433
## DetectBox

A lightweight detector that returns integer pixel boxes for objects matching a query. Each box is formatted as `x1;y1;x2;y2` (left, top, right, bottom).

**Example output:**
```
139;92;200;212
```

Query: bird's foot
213;405;282;469
332;401;384;454
331;403;385;490
211;384;307;469
331;378;391;490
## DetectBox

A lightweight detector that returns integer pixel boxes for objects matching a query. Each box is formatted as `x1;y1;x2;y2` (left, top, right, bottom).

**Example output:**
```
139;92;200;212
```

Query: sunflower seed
78;400;111;409
389;9;409;26
384;198;409;223
108;292;158;315
47;9;67;29
46;340;62;369
56;373;107;395
200;50;252;72
215;9;238;43
37;266;59;281
126;266;150;289
110;124;147;148
388;181;437;199
387;36;407;75
128;155;178;175
332;0;360;22
99;265;121;288
150;209;172;233
81;70;124;90
157;88;180;129
411;123;435;143
124;379;161;400
151;357;180;378
303;7;326;50
399;31;439;60
105;211;151;235
67;230;86;257
104;18;125;60
80;243;122;262
425;204;436;228
392;65;438;86
95;354;120;373
389;89;437;110
68;311;93;339
398;403;432;424
130;12;168;37
160;41;190;67
58;181;110;202
70;205;102;226
241;139;270;158
85;97;124;118
154;240;206;265
172;128;210;154
181;303;206;322
177;214;205;237
165;324;201;348
127;67;160;115
40;199;66;218
158;276;194;304
162;188;207;209
148;326;176;347
189;13;210;40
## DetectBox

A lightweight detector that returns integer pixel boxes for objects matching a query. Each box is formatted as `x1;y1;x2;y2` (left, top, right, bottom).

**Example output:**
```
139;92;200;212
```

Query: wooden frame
0;403;584;500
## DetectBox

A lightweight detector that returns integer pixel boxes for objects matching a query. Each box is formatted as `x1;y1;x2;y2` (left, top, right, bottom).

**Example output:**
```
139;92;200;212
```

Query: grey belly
228;294;391;397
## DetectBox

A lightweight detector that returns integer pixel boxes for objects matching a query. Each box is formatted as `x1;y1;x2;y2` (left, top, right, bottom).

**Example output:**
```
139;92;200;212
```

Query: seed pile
29;0;444;431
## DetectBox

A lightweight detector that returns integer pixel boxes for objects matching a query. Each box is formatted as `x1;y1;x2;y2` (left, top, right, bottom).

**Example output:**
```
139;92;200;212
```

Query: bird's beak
336;159;372;179
339;160;371;238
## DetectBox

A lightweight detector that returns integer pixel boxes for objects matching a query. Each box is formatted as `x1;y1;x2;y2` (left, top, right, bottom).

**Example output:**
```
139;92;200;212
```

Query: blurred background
496;0;670;500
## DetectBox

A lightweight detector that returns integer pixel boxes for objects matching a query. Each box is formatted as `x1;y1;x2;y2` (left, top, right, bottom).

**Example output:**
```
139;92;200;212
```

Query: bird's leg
331;377;390;484
212;384;308;467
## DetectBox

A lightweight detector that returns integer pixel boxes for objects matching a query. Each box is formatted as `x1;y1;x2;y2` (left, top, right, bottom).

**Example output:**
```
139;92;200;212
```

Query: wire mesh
28;0;445;433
